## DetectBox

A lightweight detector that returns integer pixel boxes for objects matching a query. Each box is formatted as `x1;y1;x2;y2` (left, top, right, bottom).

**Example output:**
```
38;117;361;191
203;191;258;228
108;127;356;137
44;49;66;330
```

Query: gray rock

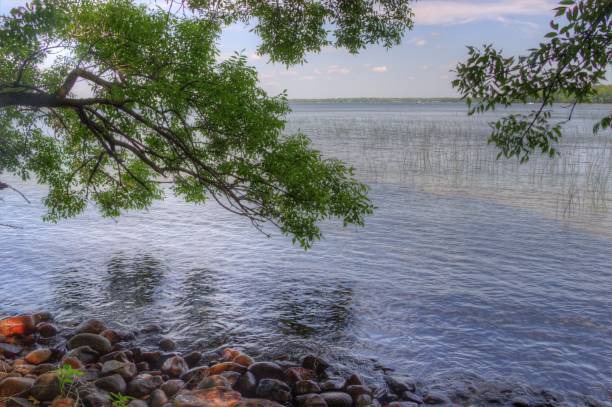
354;394;372;407
0;343;23;358
346;385;371;399
384;376;416;395
127;374;164;398
94;374;126;394
234;400;285;407
79;385;112;407
295;380;321;395
162;356;188;379
423;391;450;405
320;392;353;407
76;319;107;335
296;394;329;407
161;379;185;397
67;346;100;364
401;391;423;404
101;360;137;380
248;362;285;381
159;338;176;352
511;397;531;407
67;334;112;355
320;378;346;392
235;371;257;397
300;355;329;375
180;366;210;383
256;378;292;402
149;388;169;407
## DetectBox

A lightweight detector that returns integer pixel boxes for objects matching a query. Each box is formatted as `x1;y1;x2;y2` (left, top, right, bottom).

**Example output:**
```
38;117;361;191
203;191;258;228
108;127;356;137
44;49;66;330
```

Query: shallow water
1;103;612;405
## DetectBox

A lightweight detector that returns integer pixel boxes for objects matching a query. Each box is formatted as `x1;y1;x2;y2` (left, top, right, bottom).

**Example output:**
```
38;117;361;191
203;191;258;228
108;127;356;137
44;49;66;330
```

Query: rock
286;367;316;383
67;334;112;355
31;363;56;375
320;378;346;392
386;403;418;407
300;355;329;375
209;362;246;376
0;359;11;372
61;356;85;370
0;316;35;337
161;380;185;397
255;378;291;402
101;360;137;380
220;371;241;387
51;399;76;407
162;356;189;378
423;392;450;405
320;392;353;407
232;354;254;368
140;351;163;369
235;371;257;397
184;351;202;368
141;325;162;334
173;387;242;407
30;372;60;401
159;338;176;352
32;312;53;325
75;320;107;335
197;375;231;390
36;323;59;338
137;362;150;371
128;401;148;407
346;385;371;399
150;389;169;407
7;397;36;407
354;394;371;407
345;374;363;387
234;400;284;407
100;330;121;345
384;377;416;395
94;374;126;394
511;397;531;407
295;380;321;395
100;350;132;364
79;385;111;407
67;346;99;364
296;394;328;407
181;366;210;383
127;374;164;398
222;349;241;361
401;392;422;404
0;343;22;358
248;362;284;382
24;349;52;365
0;377;35;397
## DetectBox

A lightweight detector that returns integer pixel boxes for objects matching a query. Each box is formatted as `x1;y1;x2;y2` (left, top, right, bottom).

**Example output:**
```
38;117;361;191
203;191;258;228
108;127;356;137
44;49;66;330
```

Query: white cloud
370;66;388;73
322;65;351;76
410;37;427;47
413;0;556;26
249;53;262;61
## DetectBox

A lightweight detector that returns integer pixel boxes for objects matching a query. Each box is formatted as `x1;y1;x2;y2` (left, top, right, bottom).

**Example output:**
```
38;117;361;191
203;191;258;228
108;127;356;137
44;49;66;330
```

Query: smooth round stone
384;376;416;395
255;378;291;402
320;392;353;407
183;351;202;368
0;376;35;398
31;363;56;375
387;403;418;407
26;349;54;365
94;374;126;394
248;362;285;381
300;355;329;375
209;362;246;375
30;372;60;401
36;323;59;338
235;371;257;397
7;397;36;407
149;388;169;407
196;375;230;390
101;360;137;380
295;380;321;395
346;385;371;399
354;394;372;407
67;334;112;355
127;374;164;398
296;394;328;407
75;319;107;335
320;378;346;392
286;367;316;383
232;354;254;368
161;379;185;397
67;346;99;364
128;400;148;407
401;392;423;404
423;391;450;405
0;343;23;358
100;350;132;363
162;356;189;378
100;330;121;345
180;366;210;383
234;400;284;407
159;338;177;352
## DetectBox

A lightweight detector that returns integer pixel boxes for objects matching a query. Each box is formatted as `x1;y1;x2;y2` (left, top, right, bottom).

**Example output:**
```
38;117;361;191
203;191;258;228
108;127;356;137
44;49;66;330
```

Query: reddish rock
181;366;211;383
234;400;284;407
209;362;246;376
0;316;35;337
30;372;60;401
100;329;121;345
220;371;241;386
173;387;242;407
232;354;254;368
61;356;84;370
222;349;241;361
197;375;230;390
51;398;75;407
25;349;52;365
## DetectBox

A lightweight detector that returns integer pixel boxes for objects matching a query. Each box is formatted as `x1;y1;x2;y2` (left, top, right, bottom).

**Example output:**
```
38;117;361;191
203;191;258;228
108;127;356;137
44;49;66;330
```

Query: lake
1;102;611;406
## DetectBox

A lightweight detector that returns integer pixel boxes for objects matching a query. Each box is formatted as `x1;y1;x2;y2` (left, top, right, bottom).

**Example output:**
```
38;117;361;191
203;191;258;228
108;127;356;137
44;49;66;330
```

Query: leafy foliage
55;364;84;397
0;0;416;247
110;392;134;407
453;0;612;162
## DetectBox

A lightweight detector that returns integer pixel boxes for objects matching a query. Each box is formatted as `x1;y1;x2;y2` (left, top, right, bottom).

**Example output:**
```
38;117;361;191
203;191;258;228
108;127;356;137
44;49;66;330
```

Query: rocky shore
0;313;586;407
0;313;448;407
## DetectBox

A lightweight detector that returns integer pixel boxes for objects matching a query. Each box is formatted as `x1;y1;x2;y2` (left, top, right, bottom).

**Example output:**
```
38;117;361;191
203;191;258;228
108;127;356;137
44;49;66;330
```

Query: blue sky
0;0;588;98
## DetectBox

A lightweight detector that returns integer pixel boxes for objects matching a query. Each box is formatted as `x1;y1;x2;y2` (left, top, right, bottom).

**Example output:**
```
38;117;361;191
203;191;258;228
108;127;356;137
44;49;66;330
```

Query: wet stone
320;392;353;407
345;374;363;387
101;360;137;380
197;375;231;390
67;334;112;355
346;385;371;399
354;394;372;407
100;330;121;345
51;398;76;407
162;356;189;379
25;349;52;365
36;323;59;338
0;377;35;398
30;372;61;401
127;374;164;398
234;399;284;407
6;397;36;407
159;338;177;352
511;397;531;407
100;350;132;364
67;346;99;364
209;362;246;376
320;378;346;392
286;367;316;383
94;374;126;394
150;388;169;407
161;379;185;397
128;400;148;407
255;378;291;402
184;351;202;368
76;320;107;335
401;392;423;404
248;362;285;382
0;343;22;358
181;366;211;383
235;371;257;397
386;403;418;407
232;354;254;368
296;394;328;407
300;355;329;375
384;377;416;395
423;392;450;405
295;380;321;395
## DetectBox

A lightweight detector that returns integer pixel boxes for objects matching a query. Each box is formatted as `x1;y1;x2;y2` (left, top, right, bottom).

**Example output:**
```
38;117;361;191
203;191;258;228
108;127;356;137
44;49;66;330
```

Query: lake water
1;103;612;406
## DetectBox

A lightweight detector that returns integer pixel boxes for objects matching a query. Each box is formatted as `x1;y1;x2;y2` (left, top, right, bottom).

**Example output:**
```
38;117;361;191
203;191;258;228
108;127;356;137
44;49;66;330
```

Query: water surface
1;102;611;405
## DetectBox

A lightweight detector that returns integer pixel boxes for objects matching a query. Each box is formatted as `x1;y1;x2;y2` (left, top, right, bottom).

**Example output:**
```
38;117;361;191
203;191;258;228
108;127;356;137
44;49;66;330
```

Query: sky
0;0;578;98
